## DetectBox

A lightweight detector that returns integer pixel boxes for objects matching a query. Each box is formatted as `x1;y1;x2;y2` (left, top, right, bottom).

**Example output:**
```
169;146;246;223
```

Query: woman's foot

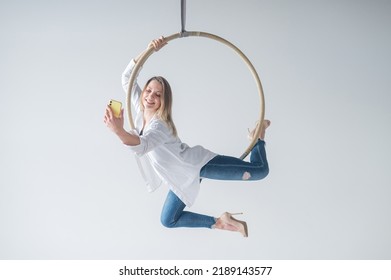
248;119;271;141
213;212;248;237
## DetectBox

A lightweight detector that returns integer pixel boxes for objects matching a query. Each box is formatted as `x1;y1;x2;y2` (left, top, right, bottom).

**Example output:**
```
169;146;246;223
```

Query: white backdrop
1;0;390;259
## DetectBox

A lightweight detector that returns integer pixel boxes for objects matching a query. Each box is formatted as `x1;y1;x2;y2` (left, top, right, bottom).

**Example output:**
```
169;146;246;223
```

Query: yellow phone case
109;99;122;118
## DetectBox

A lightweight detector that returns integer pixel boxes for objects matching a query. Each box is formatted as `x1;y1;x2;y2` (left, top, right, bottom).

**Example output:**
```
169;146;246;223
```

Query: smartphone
109;99;122;118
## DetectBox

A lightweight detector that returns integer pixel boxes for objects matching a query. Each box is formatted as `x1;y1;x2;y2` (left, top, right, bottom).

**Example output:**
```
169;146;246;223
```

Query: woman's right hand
104;105;141;146
148;36;167;51
104;105;124;135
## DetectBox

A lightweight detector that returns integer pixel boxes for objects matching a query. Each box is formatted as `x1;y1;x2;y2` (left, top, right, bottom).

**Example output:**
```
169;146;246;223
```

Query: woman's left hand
148;36;167;51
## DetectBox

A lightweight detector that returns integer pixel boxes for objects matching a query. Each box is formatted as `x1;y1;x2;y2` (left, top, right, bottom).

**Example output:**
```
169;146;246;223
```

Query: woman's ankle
259;120;271;140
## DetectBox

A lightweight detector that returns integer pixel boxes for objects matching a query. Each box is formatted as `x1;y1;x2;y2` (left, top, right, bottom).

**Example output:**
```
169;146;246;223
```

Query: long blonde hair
141;76;178;137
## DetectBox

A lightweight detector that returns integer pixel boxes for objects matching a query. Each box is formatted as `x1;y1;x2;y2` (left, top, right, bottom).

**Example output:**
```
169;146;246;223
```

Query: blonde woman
104;37;270;237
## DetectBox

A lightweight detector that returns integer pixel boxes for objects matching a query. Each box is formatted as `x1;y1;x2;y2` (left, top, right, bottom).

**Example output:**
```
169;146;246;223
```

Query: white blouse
122;59;216;207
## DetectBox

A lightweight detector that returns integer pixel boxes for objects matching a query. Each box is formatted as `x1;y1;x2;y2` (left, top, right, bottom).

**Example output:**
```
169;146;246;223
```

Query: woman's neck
143;109;157;128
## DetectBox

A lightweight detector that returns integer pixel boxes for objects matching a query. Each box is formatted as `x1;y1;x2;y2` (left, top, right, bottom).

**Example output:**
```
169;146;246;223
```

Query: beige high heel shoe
248;120;271;141
217;212;248;237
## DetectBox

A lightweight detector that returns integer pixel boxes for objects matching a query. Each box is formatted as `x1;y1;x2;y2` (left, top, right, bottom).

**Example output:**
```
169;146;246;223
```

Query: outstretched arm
107;36;167;146
121;36;168;103
104;105;140;146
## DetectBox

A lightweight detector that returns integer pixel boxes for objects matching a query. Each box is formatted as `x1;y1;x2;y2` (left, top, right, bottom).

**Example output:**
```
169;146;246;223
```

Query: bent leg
160;190;216;228
200;140;269;181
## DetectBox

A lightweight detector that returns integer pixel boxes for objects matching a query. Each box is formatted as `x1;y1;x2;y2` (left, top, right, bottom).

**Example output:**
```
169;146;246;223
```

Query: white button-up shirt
122;59;216;207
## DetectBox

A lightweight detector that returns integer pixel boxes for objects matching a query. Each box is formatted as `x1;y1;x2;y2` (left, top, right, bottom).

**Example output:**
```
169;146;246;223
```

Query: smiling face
142;80;163;113
140;76;177;136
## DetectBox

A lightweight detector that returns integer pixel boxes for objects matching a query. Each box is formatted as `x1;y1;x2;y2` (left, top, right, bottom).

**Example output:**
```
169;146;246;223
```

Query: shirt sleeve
128;120;172;157
121;59;143;113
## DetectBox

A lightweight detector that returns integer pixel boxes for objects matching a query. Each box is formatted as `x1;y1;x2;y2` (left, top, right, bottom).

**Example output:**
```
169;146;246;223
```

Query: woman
104;36;270;237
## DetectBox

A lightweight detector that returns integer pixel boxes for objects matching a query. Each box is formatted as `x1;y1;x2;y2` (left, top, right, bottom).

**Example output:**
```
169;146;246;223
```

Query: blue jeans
160;140;269;229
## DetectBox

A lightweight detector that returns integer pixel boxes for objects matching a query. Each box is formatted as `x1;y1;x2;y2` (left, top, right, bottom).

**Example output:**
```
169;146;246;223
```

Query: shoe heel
241;221;248;237
229;213;248;237
230;212;243;216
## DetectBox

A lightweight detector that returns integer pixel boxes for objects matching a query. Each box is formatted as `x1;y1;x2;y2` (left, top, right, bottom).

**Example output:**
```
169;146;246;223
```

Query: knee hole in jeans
242;171;251;180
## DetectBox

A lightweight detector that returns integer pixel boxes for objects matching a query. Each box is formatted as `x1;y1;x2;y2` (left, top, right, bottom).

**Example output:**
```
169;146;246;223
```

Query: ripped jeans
160;139;269;229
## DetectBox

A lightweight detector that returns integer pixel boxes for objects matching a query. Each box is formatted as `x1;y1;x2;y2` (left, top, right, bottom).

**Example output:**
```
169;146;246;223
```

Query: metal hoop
126;31;265;159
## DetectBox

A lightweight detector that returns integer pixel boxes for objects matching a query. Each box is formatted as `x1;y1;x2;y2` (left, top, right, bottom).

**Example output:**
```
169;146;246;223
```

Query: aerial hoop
126;31;265;160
